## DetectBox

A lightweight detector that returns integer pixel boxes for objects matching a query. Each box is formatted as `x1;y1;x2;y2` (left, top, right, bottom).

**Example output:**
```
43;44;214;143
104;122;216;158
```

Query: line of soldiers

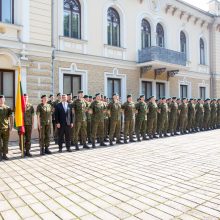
0;92;220;161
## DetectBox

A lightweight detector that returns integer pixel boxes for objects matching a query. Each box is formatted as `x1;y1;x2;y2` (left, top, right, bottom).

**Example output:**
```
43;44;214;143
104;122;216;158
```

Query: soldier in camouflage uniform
122;94;136;144
157;97;169;137
0;95;13;161
37;95;52;155
108;93;123;146
103;96;109;142
217;99;220;128
84;95;92;143
169;97;178;136
22;94;34;157
89;93;107;148
195;98;204;131
187;98;196;133
178;98;188;134
210;99;217;129
47;94;55;141
147;96;159;139
203;98;211;130
72;91;89;150
135;95;148;141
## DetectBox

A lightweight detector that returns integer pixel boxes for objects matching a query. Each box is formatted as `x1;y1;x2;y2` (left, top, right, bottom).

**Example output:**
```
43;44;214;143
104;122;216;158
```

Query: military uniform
72;98;89;148
217;101;220;128
108;100;122;145
210;101;217;129
187;101;196;132
203;101;211;130
36;102;52;154
158;101;169;137
86;101;92;143
195;101;204;130
0;105;12;158
179;102;188;134
89;99;107;147
147;101;158;138
135;100;148;141
47;99;55;140
22;103;34;155
122;100;136;143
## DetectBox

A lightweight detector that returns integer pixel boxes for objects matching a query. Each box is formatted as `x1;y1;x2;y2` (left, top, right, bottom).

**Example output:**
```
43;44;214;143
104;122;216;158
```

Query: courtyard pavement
1;130;220;220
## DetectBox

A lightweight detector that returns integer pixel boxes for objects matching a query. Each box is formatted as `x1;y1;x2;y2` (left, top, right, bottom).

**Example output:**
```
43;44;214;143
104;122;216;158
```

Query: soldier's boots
40;148;45;155
83;143;90;149
116;140;124;145
124;139;128;144
143;135;149;141
100;141;107;147
2;154;8;160
129;138;136;143
75;143;80;151
92;140;96;148
45;147;52;154
110;140;114;146
25;150;32;157
137;134;141;142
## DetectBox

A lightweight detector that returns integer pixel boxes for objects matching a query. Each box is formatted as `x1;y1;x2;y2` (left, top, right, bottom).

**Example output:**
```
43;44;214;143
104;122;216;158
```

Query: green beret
78;90;83;94
41;95;46;99
57;93;61;96
95;93;100;97
84;95;88;98
127;94;132;98
0;95;5;98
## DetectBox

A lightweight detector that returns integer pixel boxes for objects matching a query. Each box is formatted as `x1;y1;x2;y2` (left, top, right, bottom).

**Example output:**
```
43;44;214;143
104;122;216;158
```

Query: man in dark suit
55;94;73;152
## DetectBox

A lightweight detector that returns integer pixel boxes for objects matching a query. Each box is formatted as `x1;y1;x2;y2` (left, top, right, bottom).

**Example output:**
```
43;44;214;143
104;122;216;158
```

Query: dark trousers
58;124;71;149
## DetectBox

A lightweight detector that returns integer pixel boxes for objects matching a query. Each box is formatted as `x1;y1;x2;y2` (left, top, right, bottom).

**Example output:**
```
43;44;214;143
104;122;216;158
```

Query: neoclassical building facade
1;0;220;110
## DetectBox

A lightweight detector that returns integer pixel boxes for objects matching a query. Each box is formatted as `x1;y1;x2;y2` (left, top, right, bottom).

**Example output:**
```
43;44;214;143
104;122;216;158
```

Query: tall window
107;7;120;47
107;78;121;99
180;31;187;55
141;19;151;49
64;0;81;39
199;87;206;100
0;70;15;108
200;38;205;65
156;83;165;99
142;81;152;99
0;0;14;24
63;74;81;96
180;85;188;99
156;23;164;47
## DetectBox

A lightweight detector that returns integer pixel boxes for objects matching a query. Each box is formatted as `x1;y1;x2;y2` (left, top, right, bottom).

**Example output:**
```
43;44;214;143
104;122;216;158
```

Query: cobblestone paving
1;130;220;220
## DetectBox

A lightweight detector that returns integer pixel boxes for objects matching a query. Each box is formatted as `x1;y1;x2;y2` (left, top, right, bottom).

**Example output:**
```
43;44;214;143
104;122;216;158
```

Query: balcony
138;46;188;71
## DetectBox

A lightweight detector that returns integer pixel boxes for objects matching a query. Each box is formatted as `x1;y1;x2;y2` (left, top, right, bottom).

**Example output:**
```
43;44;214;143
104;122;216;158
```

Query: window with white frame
180;31;187;55
0;0;14;24
199;87;206;100
142;81;152;99
107;78;121;99
141;19;151;49
107;7;120;47
63;74;81;96
63;0;81;39
200;38;205;65
180;85;188;99
156;83;165;99
156;23;164;48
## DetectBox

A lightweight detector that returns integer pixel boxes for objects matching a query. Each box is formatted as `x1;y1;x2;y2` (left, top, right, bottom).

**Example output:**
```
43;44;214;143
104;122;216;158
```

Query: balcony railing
138;46;187;66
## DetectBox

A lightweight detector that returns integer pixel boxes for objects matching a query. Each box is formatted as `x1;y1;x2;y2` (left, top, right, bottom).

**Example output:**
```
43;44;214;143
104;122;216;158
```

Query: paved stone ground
1;130;220;220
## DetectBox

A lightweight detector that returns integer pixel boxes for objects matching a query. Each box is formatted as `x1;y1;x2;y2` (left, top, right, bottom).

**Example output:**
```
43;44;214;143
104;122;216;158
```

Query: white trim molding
139;78;170;98
59;63;88;94
104;67;127;102
198;80;209;98
178;77;192;98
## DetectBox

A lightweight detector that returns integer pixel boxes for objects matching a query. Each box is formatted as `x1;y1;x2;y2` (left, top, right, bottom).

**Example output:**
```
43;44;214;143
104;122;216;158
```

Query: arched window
156;23;164;47
64;0;81;39
141;19;151;49
200;38;205;65
180;31;186;55
107;7;120;47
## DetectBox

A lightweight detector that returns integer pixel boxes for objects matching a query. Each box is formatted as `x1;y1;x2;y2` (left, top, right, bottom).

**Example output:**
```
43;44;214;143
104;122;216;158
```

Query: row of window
0;0;207;65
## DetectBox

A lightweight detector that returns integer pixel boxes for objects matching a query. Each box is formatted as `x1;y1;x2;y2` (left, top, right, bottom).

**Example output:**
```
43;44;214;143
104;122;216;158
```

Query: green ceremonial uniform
187;102;196;132
217;103;220;127
169;101;179;134
0;105;12;155
89;100;106;144
22;103;34;152
72;99;88;145
147;102;158;137
135;101;148;141
36;103;52;150
108;101;122;143
86;102;92;143
210;102;217;129
158;102;169;135
47;100;55;140
104;102;109;141
203;102;211;130
179;102;188;133
195;102;204;130
122;101;136;141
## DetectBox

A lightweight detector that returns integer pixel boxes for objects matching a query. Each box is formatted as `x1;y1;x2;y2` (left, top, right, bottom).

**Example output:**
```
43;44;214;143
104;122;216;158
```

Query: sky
182;0;209;11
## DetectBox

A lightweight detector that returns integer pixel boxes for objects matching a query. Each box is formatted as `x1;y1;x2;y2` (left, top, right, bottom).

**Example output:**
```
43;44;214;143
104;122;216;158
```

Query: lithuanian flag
15;66;25;134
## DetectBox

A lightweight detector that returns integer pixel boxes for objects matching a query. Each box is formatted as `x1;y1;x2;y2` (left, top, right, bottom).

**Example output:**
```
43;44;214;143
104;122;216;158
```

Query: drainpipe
51;0;55;94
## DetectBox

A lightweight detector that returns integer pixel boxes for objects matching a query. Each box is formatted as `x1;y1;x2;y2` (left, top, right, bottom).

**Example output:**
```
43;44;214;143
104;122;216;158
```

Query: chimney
209;0;220;15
